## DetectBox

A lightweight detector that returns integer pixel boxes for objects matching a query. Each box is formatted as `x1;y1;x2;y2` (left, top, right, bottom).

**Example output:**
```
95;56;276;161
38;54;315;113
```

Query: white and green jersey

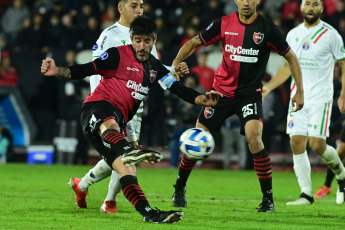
287;20;345;105
90;22;158;142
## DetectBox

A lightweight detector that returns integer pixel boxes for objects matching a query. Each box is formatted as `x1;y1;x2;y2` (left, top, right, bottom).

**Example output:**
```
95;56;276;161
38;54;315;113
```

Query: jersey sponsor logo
225;45;259;63
288;120;294;128
127;80;149;100
253;32;264;44
206;23;213;30
149;70;157;82
230;55;258;63
127;80;149;94
204;107;214;119
225;45;259;55
341;46;345;53
302;42;310;50
92;44;98;51
99;52;108;60
101;36;107;49
225;32;238;36
299;59;319;69
127;67;139;72
121;40;126;45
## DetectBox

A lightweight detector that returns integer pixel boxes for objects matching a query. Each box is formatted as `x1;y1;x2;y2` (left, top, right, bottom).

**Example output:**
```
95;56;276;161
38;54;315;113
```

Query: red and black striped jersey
84;45;170;122
78;45;199;123
200;12;290;98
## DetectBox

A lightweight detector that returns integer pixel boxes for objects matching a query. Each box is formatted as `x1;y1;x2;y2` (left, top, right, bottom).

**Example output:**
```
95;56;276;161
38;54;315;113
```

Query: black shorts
80;100;127;167
197;92;263;135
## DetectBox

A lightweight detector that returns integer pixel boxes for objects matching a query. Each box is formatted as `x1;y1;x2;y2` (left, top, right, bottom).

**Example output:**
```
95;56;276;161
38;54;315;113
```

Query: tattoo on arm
56;67;71;79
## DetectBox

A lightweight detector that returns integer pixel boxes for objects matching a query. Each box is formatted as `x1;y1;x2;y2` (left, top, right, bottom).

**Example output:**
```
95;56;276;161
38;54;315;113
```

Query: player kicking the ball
42;16;221;223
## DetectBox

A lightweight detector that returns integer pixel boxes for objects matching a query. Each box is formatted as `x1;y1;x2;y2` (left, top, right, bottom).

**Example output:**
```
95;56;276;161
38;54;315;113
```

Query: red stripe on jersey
324;102;330;136
314;29;328;44
290;82;295;92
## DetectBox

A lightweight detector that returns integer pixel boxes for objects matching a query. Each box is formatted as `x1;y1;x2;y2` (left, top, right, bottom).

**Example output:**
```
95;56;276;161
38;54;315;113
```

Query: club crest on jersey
149;70;157;82
302;42;310;50
204;107;214;119
253;32;264;44
99;52;108;60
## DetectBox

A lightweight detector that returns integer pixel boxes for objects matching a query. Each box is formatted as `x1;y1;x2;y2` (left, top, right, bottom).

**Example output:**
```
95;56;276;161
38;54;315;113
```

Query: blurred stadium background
0;0;344;170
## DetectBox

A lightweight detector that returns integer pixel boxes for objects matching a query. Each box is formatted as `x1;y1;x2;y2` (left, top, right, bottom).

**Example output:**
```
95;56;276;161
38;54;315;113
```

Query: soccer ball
179;128;215;161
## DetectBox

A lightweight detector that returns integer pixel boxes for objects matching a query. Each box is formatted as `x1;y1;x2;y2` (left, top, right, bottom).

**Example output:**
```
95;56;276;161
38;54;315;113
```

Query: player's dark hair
129;15;157;39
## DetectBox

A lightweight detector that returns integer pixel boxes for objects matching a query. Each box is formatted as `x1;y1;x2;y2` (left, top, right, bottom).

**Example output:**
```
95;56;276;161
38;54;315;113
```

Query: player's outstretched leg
120;174;183;223
69;178;88;208
172;154;197;207
122;149;163;166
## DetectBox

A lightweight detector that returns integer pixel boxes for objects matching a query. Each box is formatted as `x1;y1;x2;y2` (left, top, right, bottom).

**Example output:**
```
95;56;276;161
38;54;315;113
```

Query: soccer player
41;16;221;223
263;0;345;205
171;0;304;212
69;0;168;214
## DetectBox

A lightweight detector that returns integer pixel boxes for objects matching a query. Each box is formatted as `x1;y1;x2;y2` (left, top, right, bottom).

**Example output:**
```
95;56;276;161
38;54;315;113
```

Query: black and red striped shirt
200;12;290;98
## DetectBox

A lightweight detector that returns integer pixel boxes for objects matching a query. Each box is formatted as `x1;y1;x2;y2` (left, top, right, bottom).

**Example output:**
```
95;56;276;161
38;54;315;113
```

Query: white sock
293;151;312;197
79;160;112;191
104;170;122;202
320;145;345;180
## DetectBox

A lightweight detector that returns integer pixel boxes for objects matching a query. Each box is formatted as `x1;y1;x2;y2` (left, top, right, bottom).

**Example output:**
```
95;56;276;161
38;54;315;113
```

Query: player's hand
262;85;271;99
171;62;188;81
291;90;304;112
338;94;345;114
41;57;57;77
195;90;223;107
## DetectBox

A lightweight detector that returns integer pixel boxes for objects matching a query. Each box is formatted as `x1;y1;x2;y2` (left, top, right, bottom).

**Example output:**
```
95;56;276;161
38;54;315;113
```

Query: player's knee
309;140;326;155
246;133;263;153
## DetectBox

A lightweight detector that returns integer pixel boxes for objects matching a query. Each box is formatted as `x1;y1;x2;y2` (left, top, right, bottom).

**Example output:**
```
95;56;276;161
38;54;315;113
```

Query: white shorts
124;102;144;143
286;101;332;139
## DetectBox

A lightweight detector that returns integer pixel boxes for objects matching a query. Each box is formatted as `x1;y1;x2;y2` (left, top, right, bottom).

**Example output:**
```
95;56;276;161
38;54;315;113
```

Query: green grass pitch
0;163;343;229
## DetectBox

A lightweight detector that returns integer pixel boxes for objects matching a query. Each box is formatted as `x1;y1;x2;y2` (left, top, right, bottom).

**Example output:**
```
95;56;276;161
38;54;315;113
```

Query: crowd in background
0;0;345;165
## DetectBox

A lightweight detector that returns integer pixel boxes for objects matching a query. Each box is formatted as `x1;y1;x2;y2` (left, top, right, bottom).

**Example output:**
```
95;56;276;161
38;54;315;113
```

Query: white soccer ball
179;128;215;161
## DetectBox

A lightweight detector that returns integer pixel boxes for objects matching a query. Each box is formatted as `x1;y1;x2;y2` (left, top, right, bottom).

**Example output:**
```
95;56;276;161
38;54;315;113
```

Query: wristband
170;66;178;78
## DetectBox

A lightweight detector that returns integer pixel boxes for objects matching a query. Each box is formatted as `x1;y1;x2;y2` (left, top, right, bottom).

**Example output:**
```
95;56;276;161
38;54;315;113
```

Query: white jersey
287;21;345;105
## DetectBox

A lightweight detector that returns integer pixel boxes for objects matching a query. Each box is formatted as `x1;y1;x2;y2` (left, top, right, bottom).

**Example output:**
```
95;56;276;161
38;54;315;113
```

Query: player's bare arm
338;59;345;113
171;36;203;80
284;49;304;112
41;57;72;79
262;60;291;99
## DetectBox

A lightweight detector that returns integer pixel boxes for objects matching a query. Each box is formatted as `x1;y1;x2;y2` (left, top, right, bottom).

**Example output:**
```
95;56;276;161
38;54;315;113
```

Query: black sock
253;149;273;202
325;167;335;187
102;129;134;154
175;154;197;188
120;175;156;217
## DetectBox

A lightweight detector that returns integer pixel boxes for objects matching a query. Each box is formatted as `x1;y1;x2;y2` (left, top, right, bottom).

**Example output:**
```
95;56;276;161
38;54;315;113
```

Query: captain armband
158;73;177;90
